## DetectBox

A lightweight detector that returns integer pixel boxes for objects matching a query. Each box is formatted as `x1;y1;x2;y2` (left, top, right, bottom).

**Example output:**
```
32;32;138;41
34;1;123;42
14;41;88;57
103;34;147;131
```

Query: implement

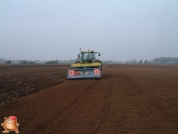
71;63;101;67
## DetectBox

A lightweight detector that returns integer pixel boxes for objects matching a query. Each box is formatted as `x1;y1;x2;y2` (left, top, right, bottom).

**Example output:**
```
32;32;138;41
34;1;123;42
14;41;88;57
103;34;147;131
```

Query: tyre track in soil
37;79;100;134
50;67;113;134
90;69;113;134
126;73;178;133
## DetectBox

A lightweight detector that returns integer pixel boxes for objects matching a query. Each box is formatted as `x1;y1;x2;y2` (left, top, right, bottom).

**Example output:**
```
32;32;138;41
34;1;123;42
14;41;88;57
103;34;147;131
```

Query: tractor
67;49;102;79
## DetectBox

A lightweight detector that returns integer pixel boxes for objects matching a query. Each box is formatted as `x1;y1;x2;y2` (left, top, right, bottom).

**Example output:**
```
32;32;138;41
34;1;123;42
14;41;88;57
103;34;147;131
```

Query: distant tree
139;60;142;64
45;61;50;64
144;60;148;64
29;61;36;64
20;60;28;64
127;61;129;64
5;60;12;64
0;58;6;63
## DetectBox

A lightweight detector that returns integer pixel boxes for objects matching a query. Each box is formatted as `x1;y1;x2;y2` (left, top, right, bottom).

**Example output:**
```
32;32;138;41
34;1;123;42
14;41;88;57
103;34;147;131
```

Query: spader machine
67;49;102;79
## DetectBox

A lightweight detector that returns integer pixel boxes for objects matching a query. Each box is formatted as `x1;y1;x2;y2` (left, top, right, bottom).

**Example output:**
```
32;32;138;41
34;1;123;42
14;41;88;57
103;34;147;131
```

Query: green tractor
67;49;102;79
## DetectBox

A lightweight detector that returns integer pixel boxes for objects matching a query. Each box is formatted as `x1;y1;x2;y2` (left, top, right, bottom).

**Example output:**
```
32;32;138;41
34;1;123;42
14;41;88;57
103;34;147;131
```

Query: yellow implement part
71;63;101;67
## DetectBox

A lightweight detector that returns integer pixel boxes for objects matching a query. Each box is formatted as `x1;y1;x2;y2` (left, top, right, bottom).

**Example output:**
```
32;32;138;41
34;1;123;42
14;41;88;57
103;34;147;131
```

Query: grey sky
0;0;178;61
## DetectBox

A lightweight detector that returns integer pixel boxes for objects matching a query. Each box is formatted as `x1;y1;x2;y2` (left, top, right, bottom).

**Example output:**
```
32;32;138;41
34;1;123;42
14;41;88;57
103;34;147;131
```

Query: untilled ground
0;64;178;134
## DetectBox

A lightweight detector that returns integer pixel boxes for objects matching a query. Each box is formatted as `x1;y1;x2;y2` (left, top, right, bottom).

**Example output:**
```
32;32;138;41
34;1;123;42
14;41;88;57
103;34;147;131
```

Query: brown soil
0;64;178;134
0;64;69;104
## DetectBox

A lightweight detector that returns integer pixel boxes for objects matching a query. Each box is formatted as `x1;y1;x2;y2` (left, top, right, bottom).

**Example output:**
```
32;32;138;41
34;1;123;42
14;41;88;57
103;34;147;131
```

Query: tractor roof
81;50;94;53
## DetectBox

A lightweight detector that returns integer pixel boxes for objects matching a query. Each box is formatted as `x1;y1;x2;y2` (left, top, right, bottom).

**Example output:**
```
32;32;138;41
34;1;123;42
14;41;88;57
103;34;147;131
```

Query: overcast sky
0;0;178;61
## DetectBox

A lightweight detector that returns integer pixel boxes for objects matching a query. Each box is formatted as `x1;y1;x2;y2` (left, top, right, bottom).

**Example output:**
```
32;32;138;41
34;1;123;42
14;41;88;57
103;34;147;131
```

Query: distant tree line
1;57;178;65
20;60;36;64
4;60;12;64
126;57;178;65
45;60;58;64
127;59;154;64
154;57;178;64
3;60;36;64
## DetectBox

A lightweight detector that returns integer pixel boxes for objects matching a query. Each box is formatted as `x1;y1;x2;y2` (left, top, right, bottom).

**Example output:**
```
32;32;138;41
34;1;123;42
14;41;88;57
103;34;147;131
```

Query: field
0;64;178;134
0;64;68;104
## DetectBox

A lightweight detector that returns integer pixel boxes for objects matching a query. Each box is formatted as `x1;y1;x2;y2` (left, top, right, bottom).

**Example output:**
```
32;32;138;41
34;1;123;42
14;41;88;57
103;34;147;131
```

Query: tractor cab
77;50;101;63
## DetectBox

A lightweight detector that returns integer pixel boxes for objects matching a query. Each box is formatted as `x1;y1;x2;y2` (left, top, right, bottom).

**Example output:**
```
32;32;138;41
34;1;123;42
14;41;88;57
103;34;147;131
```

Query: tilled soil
0;64;178;134
0;64;69;104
